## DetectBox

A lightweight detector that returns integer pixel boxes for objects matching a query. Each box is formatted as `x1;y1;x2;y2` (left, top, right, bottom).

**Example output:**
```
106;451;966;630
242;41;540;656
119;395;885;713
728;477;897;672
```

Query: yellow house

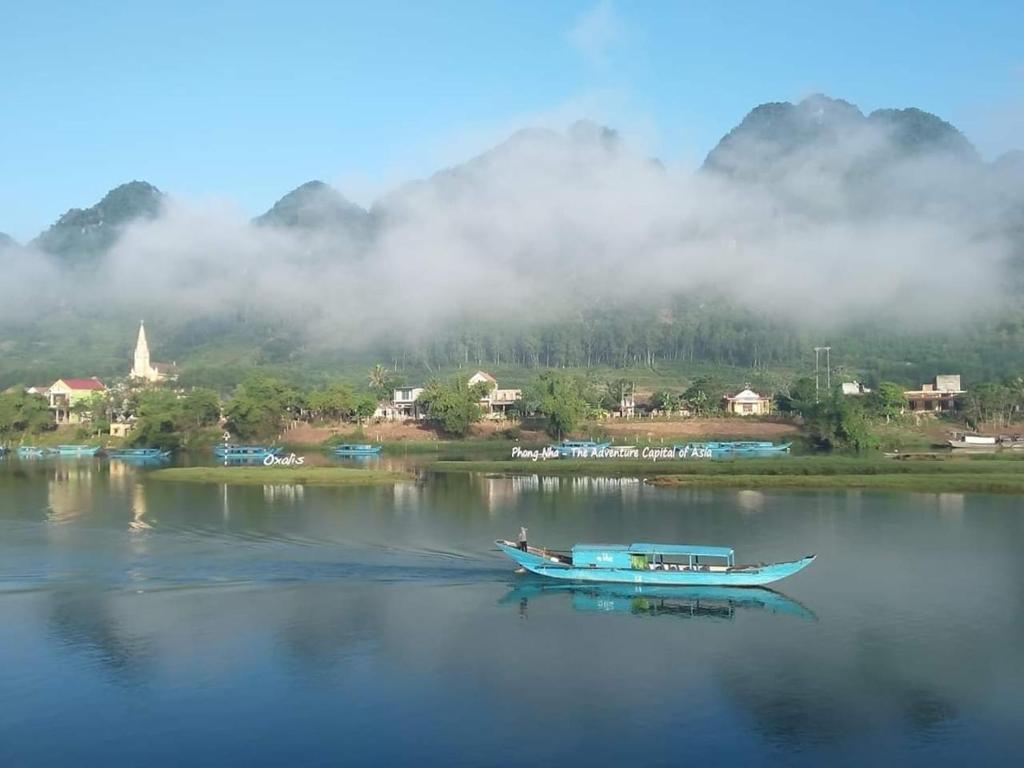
110;421;134;438
48;378;106;424
723;387;771;416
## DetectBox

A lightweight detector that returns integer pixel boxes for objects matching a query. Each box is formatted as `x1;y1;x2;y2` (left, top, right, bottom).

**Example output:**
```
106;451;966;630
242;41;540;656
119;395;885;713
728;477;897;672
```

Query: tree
180;389;221;428
131;389;185;450
522;372;597;438
785;377;818;416
368;364;396;400
963;383;1014;429
84;391;114;434
0;392;53;436
308;384;357;422
603;379;634;415
805;395;879;452
354;394;379;423
867;382;906;423
650;390;681;413
417;376;490;436
224;376;301;439
683;376;724;416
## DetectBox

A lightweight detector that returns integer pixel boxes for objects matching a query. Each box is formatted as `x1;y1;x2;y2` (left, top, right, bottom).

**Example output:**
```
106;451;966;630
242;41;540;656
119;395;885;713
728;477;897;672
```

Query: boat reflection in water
501;581;816;622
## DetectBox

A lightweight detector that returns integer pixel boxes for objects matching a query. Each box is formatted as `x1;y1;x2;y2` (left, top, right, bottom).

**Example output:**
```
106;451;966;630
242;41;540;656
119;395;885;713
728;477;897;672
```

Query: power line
814;346;831;403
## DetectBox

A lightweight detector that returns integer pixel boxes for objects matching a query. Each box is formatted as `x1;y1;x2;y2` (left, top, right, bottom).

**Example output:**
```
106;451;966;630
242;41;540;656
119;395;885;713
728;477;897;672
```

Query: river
1;458;1022;765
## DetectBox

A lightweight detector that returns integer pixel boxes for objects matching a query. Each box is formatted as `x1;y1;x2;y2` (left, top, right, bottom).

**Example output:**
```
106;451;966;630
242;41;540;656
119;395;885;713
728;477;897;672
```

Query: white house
382;386;425;421
468;370;522;419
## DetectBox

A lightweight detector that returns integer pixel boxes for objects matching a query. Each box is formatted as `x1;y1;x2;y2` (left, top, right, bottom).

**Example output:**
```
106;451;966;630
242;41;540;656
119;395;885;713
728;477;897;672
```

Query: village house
841;381;872;395
387;386;426;421
47;378;106;425
130;321;177;383
109;419;134;438
904;375;964;414
372;372;523;422
723;386;772;416
468;371;522;419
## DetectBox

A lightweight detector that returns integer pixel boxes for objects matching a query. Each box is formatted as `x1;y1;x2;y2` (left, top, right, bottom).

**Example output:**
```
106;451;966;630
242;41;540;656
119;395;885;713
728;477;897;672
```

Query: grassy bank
149;466;406;486
430;455;1024;493
644;473;1024;493
432;455;1024;476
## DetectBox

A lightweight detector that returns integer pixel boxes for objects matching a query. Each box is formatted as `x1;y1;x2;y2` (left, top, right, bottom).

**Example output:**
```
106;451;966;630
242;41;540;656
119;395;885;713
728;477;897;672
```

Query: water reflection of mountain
501;581;816;622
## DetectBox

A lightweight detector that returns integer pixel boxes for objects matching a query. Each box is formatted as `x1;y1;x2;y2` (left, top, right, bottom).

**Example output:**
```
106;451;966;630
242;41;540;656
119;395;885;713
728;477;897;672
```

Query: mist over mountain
2;94;1023;381
0;232;15;249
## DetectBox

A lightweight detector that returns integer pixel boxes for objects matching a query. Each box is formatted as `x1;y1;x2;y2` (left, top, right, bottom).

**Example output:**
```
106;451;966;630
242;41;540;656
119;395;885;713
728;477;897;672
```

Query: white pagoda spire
131;320;154;381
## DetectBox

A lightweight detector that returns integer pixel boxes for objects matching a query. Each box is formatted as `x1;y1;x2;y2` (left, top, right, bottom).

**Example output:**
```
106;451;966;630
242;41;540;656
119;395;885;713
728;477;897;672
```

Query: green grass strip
150;466;405;486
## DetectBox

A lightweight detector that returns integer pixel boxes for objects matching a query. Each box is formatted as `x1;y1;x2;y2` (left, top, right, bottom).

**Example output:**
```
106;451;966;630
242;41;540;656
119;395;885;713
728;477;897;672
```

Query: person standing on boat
517;526;528;552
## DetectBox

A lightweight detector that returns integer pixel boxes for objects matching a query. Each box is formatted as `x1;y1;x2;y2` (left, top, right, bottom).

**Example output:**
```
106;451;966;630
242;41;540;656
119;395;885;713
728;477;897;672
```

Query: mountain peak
255;180;371;239
34;180;163;262
704;96;978;178
866;107;978;161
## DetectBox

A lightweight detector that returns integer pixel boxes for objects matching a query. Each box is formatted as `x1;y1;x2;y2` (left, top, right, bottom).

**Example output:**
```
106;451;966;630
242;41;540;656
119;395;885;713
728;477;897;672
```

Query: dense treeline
5;296;1024;392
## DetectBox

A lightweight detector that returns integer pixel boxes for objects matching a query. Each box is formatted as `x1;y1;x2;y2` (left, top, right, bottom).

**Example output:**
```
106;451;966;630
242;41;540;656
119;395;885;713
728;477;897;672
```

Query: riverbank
644;473;1024;493
430;455;1024;493
149;466;407;486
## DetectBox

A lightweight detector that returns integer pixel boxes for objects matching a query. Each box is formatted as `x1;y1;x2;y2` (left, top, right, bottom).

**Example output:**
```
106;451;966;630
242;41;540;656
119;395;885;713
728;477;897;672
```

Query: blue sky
3;0;1022;240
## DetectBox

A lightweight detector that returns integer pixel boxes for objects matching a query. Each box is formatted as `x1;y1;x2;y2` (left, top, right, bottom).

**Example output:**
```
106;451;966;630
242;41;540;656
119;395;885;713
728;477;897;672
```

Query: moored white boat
947;434;998;449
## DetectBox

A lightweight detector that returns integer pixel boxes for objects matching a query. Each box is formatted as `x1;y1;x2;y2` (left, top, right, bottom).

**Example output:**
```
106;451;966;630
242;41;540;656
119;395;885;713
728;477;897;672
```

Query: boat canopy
629;543;735;561
571;542;736;568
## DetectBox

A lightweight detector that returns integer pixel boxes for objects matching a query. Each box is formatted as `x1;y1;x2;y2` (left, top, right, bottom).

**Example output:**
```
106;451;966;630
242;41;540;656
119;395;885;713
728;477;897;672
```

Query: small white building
841;381;871;395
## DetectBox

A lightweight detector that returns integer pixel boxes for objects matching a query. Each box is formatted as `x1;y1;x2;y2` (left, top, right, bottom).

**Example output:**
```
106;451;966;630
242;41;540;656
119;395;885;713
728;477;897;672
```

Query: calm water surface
1;458;1022;766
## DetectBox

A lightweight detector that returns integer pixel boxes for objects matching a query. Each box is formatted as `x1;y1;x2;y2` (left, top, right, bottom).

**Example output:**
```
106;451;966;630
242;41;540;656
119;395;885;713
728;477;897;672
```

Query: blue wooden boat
673;441;791;456
107;448;164;460
500;582;816;621
733;441;792;455
17;446;51;458
213;444;281;460
107;447;171;459
551;440;612;458
56;444;101;456
331;444;383;456
496;539;814;587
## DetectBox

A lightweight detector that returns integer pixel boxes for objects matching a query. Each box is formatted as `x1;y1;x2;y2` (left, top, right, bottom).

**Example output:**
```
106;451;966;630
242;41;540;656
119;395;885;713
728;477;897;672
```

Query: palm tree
368;364;394;400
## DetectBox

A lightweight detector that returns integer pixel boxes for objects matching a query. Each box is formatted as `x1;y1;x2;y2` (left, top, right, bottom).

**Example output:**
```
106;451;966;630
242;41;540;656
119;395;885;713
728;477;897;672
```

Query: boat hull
56;445;100;456
947;440;998;449
332;446;383;456
495;541;815;587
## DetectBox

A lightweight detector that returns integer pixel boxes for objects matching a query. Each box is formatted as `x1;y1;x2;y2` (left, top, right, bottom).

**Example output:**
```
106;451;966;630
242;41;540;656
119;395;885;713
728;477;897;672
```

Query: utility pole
814;346;832;403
